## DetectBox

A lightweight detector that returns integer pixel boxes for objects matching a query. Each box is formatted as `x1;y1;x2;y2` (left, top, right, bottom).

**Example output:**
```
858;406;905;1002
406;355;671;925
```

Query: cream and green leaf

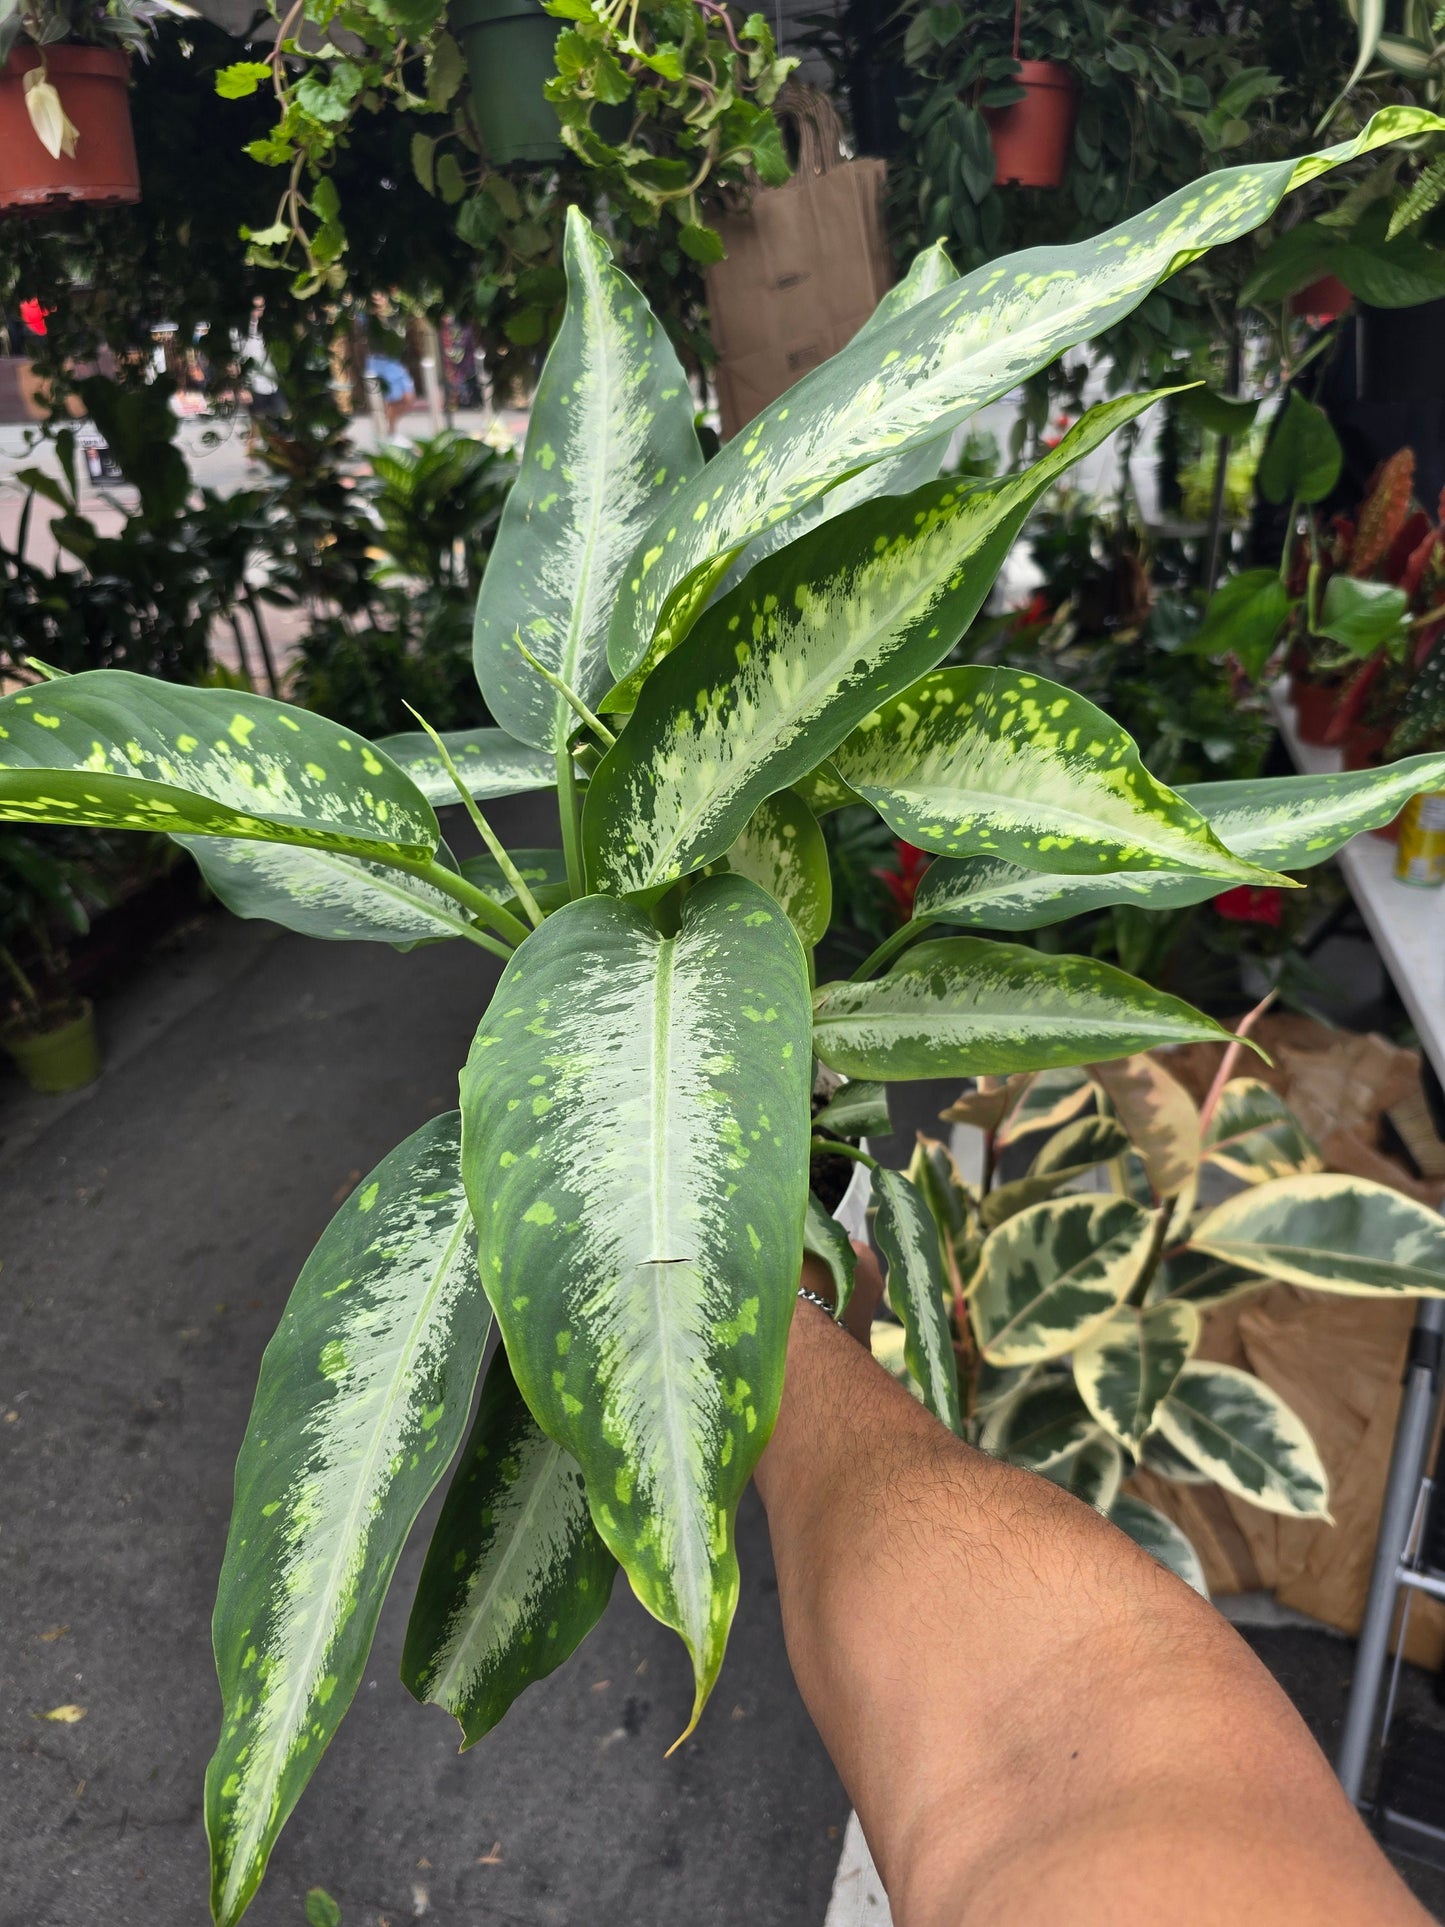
1109;1493;1209;1595
803;1192;858;1319
1202;1080;1323;1185
1189;1173;1445;1295
980;1114;1129;1227
374;726;558;806
1152;1362;1330;1519
707;789;832;948
970;1195;1155;1365
458;876;811;1735
1073;1302;1199;1452
206;1114;488;1927
401;1346;617;1749
875;1166;963;1434
474;206;702;751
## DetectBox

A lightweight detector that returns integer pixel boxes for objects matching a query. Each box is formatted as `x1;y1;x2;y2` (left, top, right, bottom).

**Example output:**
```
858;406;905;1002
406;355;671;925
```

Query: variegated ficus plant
1;105;1444;1927
899;1052;1445;1593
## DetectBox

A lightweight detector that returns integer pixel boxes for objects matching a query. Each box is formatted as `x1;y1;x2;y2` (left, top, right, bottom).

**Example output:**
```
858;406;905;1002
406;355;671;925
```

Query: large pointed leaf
971;1194;1155;1365
474;207;702;750
0;671;437;858
1154;1361;1330;1518
458;875;810;1732
373;726;557;806
1202;1079;1322;1184
829;667;1278;884
177;837;487;947
606;108;1442;675
803;1191;858;1319
874;1166;963;1433
812;1079;890;1138
811;937;1229;1082
1108;1493;1208;1595
584;396;1165;895
1147;1246;1269;1311
402;1345;616;1749
1088;1054;1200;1198
1073;1301;1199;1451
206;1114;488;1927
914;751;1445;930
1188;1172;1445;1295
707;789;832;947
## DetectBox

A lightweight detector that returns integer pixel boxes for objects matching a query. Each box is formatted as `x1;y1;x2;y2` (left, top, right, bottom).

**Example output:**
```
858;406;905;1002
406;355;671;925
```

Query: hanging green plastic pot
450;0;566;165
1;997;100;1094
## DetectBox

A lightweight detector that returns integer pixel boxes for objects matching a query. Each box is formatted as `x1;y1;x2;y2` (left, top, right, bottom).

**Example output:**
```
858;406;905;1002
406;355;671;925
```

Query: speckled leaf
830;668;1276;884
0;671;437;858
1155;1361;1329;1518
206;1113;487;1927
971;1194;1155;1365
909;1136;982;1302
402;1345;616;1748
1188;1172;1445;1295
1146;1246;1268;1311
474;207;702;750
914;752;1445;930
1042;1430;1124;1513
461;849;571;917
981;1114;1130;1227
980;1375;1095;1469
458;875;811;1734
875;1166;963;1433
1202;1079;1322;1184
803;1191;858;1319
177;837;484;947
1073;1302;1199;1451
1088;1055;1200;1198
373;727;557;806
706;790;832;948
584;396;1165;895
812;1079;890;1138
791;762;861;817
811;937;1229;1082
1109;1493;1208;1594
606;109;1440;674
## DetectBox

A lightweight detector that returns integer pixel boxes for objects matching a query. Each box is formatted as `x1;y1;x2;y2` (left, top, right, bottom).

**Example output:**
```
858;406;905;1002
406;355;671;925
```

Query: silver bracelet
797;1285;837;1318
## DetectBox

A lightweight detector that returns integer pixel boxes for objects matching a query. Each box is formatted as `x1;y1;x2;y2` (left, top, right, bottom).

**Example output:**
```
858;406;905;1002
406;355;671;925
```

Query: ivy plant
0;107;1441;1926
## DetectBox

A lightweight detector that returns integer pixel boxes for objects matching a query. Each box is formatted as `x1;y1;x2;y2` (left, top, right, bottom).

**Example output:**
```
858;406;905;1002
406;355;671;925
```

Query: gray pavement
0;793;850;1927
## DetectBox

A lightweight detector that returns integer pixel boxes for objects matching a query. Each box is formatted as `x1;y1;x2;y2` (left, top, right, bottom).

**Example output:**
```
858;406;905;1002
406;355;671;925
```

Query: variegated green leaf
1138;1426;1212;1483
908;1135;981;1295
915;751;1445;930
373;727;557;807
1042;1429;1124;1513
993;1067;1094;1148
1188;1172;1445;1295
1088;1054;1200;1198
707;789;831;947
1073;1301;1199;1451
1154;1361;1330;1518
1147;1246;1268;1311
1202;1079;1323;1184
206;1114;487;1927
792;763;861;818
458;875;811;1733
401;1345;616;1749
981;1114;1130;1226
461;848;571;917
980;1375;1094;1469
811;937;1229;1082
813;1079;890;1138
874;1166;963;1433
177;837;489;948
1109;1493;1209;1594
0;671;437;858
830;668;1279;885
606;108;1443;675
584;396;1165;895
474;207;701;751
971;1194;1156;1365
803;1191;858;1319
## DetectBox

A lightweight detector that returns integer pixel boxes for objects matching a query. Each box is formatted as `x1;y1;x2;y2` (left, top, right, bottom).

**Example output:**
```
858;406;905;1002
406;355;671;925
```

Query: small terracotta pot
0;46;139;211
984;61;1078;189
1290;676;1339;746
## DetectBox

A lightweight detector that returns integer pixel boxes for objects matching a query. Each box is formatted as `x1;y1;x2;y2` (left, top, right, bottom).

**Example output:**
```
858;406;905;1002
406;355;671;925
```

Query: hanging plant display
0;3;160;211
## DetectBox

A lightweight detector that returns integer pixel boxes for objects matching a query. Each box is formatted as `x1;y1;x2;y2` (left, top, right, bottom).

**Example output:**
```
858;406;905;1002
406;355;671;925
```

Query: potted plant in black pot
0;828;102;1093
0;0;161;210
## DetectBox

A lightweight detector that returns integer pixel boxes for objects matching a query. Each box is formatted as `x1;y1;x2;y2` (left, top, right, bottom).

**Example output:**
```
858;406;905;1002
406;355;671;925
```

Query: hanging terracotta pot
984;61;1078;189
0;46;139;211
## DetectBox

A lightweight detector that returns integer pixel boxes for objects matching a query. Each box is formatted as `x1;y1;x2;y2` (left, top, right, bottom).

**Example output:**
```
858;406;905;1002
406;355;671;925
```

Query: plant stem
557;748;587;900
411;863;523;960
810;1136;880;1170
850;917;936;983
0;942;39;1012
404;705;546;929
515;639;617;749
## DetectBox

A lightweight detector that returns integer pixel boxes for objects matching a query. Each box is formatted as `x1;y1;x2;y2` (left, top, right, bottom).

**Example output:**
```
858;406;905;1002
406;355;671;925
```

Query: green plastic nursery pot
1;997;100;1094
450;0;566;165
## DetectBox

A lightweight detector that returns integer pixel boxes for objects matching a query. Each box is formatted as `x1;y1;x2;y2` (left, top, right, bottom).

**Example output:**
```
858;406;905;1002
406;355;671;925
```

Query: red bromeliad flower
875;841;930;921
1214;885;1283;927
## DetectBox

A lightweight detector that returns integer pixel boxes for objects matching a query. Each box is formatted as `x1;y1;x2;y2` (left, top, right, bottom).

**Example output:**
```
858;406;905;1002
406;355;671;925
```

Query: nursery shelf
1269;683;1445;1084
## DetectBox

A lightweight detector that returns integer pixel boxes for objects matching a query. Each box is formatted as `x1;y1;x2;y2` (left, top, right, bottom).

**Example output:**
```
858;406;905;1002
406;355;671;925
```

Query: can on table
1395;791;1445;887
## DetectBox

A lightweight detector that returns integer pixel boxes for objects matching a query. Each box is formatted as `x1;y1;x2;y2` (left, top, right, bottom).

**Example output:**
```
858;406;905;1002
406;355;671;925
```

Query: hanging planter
0;45;140;211
984;59;1079;188
449;0;565;166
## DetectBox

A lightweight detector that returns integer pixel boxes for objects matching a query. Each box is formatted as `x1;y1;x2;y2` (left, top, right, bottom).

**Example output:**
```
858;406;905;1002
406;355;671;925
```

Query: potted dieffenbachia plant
0;105;1442;1927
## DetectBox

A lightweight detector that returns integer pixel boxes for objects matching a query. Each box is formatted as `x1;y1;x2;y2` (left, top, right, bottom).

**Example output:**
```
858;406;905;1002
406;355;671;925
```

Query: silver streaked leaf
875;1166;963;1434
1154;1361;1330;1518
373;727;557;806
1109;1493;1209;1594
980;1375;1094;1469
1073;1301;1199;1451
178;836;482;947
1188;1172;1445;1295
971;1194;1156;1366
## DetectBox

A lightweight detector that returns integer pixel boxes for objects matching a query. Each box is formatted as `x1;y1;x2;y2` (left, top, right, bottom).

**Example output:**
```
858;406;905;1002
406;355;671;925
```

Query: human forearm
755;1302;1428;1927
